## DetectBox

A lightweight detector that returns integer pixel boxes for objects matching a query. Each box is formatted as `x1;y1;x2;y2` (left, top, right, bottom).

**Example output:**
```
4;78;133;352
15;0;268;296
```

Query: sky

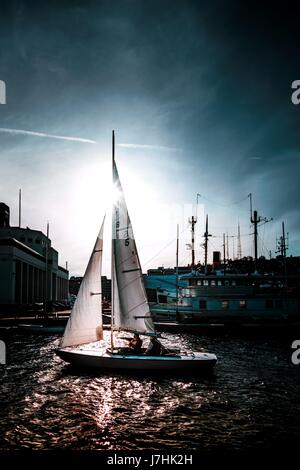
0;0;300;276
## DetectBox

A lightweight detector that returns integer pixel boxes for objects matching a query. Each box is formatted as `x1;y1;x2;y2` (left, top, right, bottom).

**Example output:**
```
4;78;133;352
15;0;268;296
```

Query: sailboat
56;131;217;372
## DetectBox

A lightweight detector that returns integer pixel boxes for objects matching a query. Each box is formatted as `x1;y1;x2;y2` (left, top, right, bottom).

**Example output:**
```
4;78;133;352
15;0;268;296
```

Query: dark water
0;331;299;451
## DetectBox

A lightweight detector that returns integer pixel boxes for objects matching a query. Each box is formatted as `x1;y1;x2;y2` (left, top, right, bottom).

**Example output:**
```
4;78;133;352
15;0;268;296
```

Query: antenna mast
188;215;197;269
203;215;211;274
237;222;242;259
251;204;273;271
226;232;229;260
176;224;179;316
18;188;22;228
223;233;226;275
276;221;288;258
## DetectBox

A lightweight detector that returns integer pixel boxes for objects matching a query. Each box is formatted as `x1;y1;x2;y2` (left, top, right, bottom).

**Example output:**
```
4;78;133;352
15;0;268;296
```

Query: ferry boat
149;271;300;324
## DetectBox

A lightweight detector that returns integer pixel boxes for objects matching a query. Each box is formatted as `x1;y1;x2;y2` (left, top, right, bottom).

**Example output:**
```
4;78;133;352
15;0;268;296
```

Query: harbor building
0;202;69;314
69;275;111;302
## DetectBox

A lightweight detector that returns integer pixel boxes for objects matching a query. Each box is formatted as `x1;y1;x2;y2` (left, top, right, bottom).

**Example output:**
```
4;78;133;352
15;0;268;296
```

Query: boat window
28;238;33;243
199;300;207;309
222;300;229;309
266;299;273;309
239;300;247;310
20;236;25;242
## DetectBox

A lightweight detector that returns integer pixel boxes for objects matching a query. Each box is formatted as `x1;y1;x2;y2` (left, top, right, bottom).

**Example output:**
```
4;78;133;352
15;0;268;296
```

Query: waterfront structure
69;275;111;301
0;202;68;313
148;267;300;323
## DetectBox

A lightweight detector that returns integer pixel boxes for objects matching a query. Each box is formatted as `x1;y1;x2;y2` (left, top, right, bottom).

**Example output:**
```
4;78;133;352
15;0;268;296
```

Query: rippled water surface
0;331;299;450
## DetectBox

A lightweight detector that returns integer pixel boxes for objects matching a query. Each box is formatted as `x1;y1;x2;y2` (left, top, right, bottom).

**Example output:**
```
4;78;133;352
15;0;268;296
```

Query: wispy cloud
0;128;97;144
117;143;182;152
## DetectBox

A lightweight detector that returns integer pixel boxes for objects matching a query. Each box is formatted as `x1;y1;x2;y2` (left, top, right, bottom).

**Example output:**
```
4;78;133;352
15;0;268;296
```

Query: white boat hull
56;348;217;372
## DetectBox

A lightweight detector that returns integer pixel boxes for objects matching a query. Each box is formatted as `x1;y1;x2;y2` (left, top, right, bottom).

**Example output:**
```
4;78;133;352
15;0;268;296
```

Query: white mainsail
111;156;156;336
61;218;105;347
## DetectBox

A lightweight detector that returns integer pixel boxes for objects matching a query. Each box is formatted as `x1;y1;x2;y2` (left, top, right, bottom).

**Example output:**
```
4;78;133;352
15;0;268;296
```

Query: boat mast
18;188;22;228
44;221;49;316
188;215;197;270
223;232;226;275
237;221;242;259
111;130;115;350
176;224;179;317
203;214;211;274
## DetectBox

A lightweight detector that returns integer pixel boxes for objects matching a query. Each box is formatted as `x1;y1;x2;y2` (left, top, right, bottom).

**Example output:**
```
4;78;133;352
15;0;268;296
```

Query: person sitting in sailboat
145;336;166;356
127;333;143;353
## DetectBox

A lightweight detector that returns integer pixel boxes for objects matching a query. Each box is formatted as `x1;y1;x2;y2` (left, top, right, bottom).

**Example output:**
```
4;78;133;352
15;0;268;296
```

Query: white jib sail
61;218;105;347
112;159;155;336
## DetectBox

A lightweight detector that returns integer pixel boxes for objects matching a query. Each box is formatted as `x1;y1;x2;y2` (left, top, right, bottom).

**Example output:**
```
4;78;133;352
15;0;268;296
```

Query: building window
266;299;273;309
222;300;229;309
197;280;202;286
211;280;216;286
232;280;236;286
199;300;207;309
239;300;247;310
275;299;283;309
203;280;209;286
217;280;223;286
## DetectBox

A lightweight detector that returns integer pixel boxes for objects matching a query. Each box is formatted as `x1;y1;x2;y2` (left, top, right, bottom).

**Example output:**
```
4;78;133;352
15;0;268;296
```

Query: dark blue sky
0;0;299;273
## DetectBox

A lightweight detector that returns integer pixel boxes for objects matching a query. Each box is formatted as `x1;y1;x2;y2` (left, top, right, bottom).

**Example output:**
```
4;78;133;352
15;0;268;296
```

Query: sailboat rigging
56;131;217;371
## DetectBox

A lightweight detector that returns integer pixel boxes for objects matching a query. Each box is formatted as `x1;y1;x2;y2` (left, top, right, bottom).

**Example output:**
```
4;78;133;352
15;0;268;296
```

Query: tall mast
18;188;22;228
111;130;115;349
226;232;229;260
188;215;197;270
44;221;49;316
223;233;226;275
282;221;287;258
251;206;272;272
176;224;179;316
237;221;242;259
203;214;211;274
